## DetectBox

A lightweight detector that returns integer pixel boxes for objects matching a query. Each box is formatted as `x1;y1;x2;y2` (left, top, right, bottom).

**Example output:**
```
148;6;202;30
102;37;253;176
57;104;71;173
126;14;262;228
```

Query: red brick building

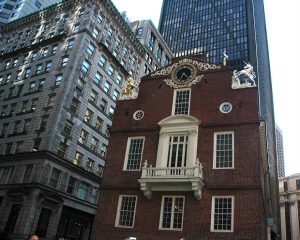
92;55;273;240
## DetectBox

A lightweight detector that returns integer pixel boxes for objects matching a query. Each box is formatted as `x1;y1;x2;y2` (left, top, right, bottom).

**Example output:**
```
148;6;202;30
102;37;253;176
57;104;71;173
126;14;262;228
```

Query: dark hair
26;234;37;240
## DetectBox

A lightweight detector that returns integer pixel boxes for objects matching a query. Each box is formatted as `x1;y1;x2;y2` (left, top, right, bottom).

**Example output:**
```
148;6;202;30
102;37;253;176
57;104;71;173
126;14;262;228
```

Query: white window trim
213;131;235;169
123;136;145;171
171;88;191;115
159;195;185;231
210;196;234;232
115;195;137;228
156;115;199;168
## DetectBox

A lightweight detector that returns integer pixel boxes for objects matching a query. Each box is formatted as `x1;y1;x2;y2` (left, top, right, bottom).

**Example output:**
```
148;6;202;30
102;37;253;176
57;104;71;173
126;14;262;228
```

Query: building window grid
95;117;103;131
86;43;95;55
79;129;88;144
67;176;76;194
74;151;83;166
23;164;33;183
77;182;89;200
211;196;234;232
61;56;68;67
54;74;63;87
173;89;190;115
81;60;90;74
48;168;61;189
103;81;111;94
63;120;73;135
214;132;234;169
160;196;185;230
296;179;300;190
124;137;144;170
116;195;137;228
160;1;248;66
94;72;102;86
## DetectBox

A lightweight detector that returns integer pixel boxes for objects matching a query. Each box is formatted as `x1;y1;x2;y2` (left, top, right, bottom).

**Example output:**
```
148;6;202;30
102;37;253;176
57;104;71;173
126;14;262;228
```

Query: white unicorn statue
232;63;256;89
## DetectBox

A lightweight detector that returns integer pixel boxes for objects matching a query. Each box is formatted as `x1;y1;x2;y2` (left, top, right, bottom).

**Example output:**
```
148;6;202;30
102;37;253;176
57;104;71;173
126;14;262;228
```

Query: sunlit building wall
0;0;59;25
0;0;171;239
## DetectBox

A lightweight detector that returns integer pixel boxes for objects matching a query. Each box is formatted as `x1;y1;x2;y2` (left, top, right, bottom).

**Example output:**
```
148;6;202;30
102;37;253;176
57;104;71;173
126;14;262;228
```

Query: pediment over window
158;115;200;128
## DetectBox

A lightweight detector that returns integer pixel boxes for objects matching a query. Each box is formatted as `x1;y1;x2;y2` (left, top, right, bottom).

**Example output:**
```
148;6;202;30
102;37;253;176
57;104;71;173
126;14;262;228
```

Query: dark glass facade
159;0;279;236
159;0;249;67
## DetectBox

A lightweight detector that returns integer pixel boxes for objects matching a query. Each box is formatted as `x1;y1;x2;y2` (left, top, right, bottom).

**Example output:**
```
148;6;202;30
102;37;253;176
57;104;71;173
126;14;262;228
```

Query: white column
156;132;169;168
186;129;198;167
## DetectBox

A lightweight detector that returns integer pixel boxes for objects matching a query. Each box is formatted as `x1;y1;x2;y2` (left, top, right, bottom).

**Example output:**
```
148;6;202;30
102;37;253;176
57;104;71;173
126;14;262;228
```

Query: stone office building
0;0;60;25
279;174;300;240
92;53;277;239
0;0;171;239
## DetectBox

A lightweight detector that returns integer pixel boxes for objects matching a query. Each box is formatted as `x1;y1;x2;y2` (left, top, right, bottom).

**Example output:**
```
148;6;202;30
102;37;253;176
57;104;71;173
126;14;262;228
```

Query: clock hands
179;72;189;81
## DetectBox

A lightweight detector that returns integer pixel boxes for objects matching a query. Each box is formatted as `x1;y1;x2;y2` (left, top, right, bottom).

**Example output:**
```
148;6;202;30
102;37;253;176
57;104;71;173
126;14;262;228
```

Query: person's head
26;234;38;240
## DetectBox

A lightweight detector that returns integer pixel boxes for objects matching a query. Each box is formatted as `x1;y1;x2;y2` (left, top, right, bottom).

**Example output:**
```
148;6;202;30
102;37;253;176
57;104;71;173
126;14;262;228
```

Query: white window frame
210;196;234;232
159;196;185;231
123;137;145;171
172;88;191;115
115;195;137;228
213;131;234;169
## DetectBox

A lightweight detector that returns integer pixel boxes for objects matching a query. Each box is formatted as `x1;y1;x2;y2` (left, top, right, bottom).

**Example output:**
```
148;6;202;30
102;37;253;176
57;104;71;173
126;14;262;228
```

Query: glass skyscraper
159;0;249;67
159;0;279;238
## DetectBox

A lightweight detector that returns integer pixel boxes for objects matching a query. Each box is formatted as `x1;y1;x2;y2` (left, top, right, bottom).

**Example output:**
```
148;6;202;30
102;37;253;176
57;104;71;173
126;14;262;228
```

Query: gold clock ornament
172;64;197;84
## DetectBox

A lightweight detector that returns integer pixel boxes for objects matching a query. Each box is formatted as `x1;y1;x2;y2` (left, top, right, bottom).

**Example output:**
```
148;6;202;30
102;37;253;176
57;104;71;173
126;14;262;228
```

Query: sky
112;0;300;176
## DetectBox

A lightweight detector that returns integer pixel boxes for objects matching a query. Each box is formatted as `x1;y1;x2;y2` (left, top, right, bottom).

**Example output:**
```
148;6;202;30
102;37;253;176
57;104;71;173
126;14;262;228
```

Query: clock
172;64;196;84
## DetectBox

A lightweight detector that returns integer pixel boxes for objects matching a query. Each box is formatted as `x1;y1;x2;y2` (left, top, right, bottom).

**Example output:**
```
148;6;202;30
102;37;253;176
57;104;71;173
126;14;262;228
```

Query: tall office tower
276;125;285;177
130;20;172;73
0;0;171;239
92;53;276;239
159;0;279;237
279;174;300;240
0;0;59;25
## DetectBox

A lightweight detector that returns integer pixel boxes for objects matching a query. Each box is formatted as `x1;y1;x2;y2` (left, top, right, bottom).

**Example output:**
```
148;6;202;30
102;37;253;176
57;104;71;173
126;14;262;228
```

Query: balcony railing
141;164;203;179
138;159;204;200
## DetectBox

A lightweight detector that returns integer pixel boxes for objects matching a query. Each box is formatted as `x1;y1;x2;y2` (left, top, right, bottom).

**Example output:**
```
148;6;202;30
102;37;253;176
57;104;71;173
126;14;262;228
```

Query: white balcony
138;159;204;200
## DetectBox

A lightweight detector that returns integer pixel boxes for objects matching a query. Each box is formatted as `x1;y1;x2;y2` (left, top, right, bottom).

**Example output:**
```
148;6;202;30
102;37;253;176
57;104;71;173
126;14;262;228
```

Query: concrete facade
279;174;300;240
92;54;274;239
130;20;172;74
0;0;59;25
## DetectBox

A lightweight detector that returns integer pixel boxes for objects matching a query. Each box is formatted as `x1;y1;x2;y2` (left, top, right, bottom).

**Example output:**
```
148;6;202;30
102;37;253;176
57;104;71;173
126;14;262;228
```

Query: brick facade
92;55;269;240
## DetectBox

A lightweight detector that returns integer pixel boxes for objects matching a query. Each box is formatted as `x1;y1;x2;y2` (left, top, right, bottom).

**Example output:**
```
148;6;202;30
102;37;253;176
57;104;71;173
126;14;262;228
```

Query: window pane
126;138;144;170
118;196;137;227
215;133;233;168
160;196;184;230
174;89;190;115
213;197;233;231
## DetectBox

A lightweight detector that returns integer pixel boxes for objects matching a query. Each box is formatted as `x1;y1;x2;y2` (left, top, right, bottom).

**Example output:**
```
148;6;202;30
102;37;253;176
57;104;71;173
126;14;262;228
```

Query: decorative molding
158;114;200;128
40;163;51;185
163;75;204;89
151;58;221;77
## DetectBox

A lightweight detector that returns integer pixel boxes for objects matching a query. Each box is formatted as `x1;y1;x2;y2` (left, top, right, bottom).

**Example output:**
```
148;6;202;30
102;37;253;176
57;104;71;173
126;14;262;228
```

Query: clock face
173;65;196;83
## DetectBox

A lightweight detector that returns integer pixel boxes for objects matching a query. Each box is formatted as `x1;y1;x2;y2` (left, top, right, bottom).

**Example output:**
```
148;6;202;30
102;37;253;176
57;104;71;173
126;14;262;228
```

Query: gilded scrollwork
151;58;221;77
164;75;204;88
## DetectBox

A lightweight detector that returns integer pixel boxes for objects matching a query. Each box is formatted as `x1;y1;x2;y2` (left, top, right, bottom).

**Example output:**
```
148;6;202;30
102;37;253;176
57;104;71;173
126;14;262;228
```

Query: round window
133;110;144;120
219;102;232;114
